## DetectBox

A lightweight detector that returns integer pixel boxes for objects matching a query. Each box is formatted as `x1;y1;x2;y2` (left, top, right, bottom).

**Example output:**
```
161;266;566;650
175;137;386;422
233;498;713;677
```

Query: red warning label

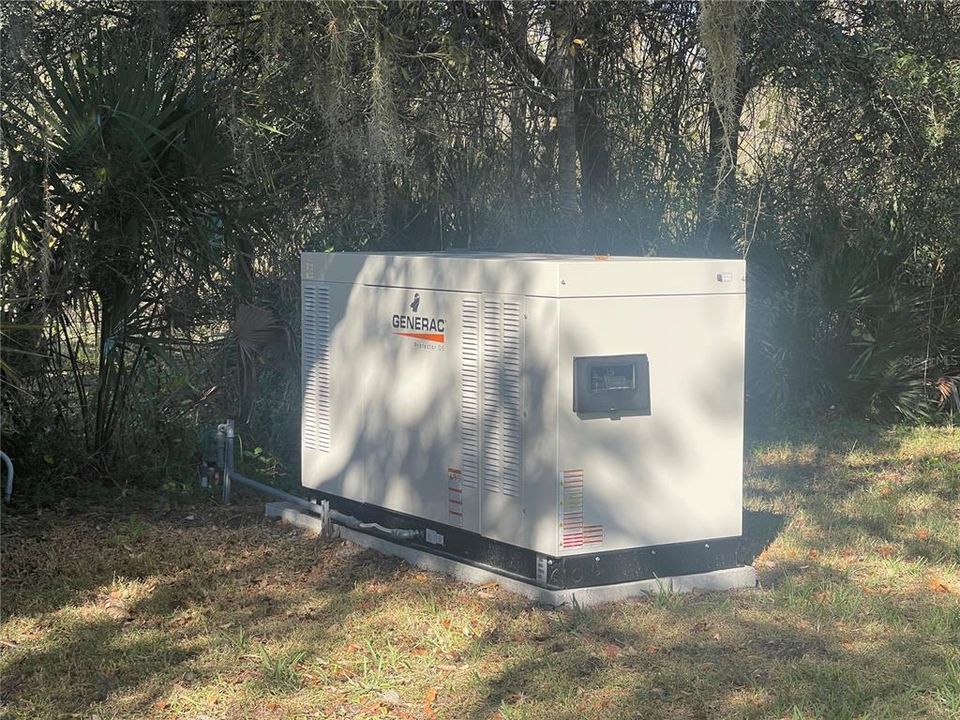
559;469;603;550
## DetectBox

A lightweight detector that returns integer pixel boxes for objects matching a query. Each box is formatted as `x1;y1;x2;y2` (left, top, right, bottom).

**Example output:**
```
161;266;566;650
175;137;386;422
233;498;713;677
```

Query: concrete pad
266;502;757;606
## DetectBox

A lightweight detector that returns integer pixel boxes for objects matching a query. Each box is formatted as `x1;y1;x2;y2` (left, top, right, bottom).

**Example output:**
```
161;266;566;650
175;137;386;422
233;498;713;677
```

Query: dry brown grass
2;422;958;719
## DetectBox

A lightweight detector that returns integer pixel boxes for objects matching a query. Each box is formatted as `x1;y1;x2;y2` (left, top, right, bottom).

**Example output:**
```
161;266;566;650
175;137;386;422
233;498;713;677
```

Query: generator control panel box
573;353;651;418
301;252;747;587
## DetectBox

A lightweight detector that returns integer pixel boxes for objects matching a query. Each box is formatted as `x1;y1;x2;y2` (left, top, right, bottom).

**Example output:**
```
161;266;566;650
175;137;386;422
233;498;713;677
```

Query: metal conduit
215;420;419;541
2;451;13;503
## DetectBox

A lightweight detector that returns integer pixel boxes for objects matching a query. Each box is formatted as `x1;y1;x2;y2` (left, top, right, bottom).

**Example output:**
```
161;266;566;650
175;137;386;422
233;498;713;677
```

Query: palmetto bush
2;35;245;472
747;226;960;425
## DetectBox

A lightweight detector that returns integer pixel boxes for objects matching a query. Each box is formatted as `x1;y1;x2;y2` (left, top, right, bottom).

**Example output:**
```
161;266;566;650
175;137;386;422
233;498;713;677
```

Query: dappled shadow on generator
300;253;749;560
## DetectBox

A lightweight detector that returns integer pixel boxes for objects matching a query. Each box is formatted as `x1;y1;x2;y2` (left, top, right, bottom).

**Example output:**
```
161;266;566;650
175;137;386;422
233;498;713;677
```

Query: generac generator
301;252;747;590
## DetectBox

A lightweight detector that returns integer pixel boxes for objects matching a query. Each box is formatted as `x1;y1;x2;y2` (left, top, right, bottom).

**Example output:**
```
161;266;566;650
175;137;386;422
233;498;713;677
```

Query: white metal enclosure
301;252;746;560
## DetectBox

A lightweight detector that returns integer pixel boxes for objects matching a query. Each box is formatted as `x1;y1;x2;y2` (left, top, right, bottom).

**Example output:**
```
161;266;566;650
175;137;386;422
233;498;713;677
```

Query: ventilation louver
481;298;522;497
302;284;331;452
460;297;480;488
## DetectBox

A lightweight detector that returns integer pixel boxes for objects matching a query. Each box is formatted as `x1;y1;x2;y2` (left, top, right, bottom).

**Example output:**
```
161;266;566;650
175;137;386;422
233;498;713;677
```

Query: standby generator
301;252;747;590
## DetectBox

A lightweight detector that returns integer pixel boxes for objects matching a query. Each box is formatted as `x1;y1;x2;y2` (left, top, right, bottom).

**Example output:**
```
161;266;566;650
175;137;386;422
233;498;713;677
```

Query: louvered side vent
500;301;522;497
481;299;502;494
302;284;332;453
481;298;523;497
460;298;480;489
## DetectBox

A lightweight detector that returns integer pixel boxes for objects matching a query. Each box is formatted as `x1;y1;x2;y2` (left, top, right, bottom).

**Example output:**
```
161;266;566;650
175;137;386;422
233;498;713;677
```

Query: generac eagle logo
392;293;445;343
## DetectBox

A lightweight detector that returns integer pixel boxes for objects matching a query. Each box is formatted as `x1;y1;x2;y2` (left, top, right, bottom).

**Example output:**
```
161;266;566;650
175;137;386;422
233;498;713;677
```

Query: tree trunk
90;215;140;464
697;71;748;258
233;218;256;303
574;79;611;222
574;6;612;223
552;1;580;252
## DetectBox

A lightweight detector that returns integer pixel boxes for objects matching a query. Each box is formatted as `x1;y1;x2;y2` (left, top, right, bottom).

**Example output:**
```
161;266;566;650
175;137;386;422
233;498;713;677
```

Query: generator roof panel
301;252;745;297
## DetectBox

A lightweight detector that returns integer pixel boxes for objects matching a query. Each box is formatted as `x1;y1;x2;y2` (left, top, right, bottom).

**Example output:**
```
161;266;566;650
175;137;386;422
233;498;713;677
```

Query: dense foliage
2;1;958;493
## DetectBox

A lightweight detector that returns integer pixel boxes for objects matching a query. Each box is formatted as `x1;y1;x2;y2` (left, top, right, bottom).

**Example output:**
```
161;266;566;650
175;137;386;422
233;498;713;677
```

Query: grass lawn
1;422;958;719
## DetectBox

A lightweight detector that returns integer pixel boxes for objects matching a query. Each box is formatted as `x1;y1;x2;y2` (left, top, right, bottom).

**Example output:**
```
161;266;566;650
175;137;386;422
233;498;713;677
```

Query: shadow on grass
0;501;411;717
741;509;787;565
458;421;959;719
1;617;199;712
461;581;957;720
747;422;960;562
2;421;957;719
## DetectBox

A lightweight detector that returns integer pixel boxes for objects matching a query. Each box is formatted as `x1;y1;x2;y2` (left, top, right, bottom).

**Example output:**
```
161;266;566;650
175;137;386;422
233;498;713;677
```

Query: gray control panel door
573;354;651;418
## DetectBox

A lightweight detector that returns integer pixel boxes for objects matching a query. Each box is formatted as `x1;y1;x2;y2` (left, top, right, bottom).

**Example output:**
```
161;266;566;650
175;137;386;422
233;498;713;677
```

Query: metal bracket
319;499;334;537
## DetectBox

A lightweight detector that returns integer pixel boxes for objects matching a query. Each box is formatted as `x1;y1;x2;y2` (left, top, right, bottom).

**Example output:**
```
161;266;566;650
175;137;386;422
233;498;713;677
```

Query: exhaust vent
302;284;331;452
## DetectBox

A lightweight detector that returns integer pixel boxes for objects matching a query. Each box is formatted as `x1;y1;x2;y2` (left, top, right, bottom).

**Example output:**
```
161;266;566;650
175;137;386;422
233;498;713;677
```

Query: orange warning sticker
394;331;445;343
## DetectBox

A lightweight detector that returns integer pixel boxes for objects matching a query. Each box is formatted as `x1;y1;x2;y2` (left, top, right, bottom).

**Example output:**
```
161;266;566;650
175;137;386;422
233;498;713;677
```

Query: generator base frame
312;492;749;591
272;498;757;606
338;525;757;607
